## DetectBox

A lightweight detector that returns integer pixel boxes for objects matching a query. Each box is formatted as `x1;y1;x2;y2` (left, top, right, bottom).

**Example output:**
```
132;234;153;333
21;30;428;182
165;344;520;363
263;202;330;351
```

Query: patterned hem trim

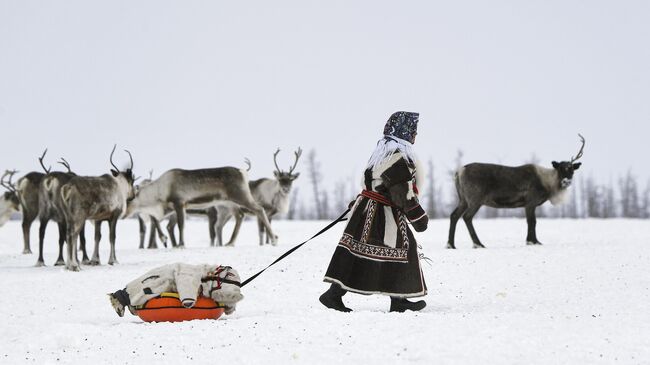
339;233;408;262
323;277;427;298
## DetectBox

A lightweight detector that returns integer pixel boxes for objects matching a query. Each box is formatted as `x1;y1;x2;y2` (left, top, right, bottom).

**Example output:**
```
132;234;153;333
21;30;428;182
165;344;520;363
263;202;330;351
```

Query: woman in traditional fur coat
320;111;429;312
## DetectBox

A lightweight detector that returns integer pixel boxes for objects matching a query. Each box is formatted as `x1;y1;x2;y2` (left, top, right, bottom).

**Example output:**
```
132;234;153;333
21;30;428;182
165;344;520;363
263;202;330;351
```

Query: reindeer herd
1;135;586;272
0;146;303;271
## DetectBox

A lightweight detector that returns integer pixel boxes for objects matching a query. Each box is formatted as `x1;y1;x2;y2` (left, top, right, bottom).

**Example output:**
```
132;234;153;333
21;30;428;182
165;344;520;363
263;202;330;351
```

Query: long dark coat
324;152;429;298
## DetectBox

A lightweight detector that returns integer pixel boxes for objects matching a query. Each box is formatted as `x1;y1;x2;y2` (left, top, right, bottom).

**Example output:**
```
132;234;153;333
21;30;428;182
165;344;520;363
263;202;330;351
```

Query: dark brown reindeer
126;163;277;248
35;152;88;266
447;134;585;249
13;168;44;254
0;171;20;227
60;146;136;271
214;148;302;246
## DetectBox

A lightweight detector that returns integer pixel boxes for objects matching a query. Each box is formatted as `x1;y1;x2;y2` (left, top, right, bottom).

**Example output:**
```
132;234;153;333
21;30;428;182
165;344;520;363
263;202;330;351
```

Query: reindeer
12;154;48;254
126;162;277;248
136;170;168;249
13;173;42;254
35;152;88;266
163;158;254;247
447;134;585;249
59;146;136;271
0;171;20;227
214;148;302;246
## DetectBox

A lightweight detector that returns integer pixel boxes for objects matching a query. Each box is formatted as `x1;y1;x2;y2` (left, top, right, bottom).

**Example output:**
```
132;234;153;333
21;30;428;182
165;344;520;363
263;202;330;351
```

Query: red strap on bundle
361;190;394;207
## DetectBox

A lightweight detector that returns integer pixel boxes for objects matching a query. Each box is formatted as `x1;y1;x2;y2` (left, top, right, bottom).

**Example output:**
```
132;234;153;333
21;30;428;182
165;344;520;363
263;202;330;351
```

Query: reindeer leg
22;215;34;254
36;217;48;266
173;203;186;248
147;217;158;249
215;223;223;247
167;216;178;248
90;221;102;265
256;217;265;246
108;216;118;265
525;206;542;245
138;216;146;249
66;224;81;272
208;208;217;247
79;223;89;264
265;216;274;244
215;210;231;247
152;217;168;248
216;210;232;247
55;222;66;266
462;204;485;248
226;211;244;247
237;195;277;245
65;226;74;270
447;200;468;249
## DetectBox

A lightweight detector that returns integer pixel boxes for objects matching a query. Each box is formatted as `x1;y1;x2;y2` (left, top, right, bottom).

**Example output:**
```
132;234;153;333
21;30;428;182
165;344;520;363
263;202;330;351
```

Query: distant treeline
287;150;650;220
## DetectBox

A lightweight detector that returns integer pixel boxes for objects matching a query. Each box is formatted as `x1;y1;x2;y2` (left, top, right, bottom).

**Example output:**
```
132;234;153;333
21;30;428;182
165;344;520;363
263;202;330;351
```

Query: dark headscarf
383;111;419;144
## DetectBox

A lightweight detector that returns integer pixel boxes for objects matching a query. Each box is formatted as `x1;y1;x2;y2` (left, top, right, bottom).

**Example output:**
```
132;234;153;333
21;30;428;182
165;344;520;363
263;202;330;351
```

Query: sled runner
135;292;225;323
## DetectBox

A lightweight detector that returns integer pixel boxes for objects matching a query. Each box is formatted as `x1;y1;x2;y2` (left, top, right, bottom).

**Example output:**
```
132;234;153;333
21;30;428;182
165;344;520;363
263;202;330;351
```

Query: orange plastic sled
135;293;225;323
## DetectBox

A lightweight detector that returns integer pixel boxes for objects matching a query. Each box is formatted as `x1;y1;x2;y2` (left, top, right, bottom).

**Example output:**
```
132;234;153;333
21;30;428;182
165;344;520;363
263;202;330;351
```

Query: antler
124;149;134;170
570;134;586;163
273;148;282;173
288;147;303;174
110;145;134;172
109;144;119;171
244;158;252;172
0;170;18;193
38;149;51;174
58;158;72;173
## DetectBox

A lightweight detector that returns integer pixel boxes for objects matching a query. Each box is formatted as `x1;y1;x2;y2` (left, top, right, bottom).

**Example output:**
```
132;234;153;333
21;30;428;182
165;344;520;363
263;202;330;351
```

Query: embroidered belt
361;190;393;207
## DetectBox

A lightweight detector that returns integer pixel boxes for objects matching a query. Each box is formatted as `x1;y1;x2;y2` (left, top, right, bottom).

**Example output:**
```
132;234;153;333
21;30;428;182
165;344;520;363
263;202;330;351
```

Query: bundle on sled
109;263;243;323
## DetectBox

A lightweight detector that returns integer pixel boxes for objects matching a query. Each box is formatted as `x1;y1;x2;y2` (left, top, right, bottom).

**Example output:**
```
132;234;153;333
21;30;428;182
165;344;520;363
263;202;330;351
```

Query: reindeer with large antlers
59;146;136;271
213;147;303;246
447;134;585;249
35;150;88;266
0;171;20;227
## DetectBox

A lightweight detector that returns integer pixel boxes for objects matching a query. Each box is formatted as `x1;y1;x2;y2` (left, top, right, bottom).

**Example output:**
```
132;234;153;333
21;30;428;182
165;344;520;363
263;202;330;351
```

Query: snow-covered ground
0;217;649;364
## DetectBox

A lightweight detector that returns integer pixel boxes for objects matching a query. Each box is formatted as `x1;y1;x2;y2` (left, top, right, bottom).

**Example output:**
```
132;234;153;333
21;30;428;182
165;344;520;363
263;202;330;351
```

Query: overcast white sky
1;1;649;199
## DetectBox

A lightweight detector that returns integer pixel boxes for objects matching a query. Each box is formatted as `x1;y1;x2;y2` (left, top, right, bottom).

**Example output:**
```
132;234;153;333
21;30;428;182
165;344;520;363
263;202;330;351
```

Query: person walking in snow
108;263;244;317
320;111;429;313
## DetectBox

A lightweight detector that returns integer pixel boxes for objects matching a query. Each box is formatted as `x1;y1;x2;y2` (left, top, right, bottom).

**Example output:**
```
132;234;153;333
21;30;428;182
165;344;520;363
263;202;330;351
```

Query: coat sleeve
174;264;203;308
380;157;429;232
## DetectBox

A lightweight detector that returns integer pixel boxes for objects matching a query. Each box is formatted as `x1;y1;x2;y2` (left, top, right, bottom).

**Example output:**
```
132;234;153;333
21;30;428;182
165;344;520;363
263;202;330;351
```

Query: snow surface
1;218;649;364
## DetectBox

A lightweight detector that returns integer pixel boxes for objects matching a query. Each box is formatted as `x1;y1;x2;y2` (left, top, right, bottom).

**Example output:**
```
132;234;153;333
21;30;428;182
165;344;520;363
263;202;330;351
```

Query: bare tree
602;180;616;218
425;159;439;219
307;149;325;219
287;188;300;220
642;180;650;219
321;191;330;220
333;180;349;217
446;149;464;214
584;176;603;218
619;170;641;218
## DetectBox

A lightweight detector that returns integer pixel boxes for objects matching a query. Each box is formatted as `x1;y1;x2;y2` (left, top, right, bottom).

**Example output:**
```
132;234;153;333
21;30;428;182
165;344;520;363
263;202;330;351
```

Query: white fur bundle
366;136;418;170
